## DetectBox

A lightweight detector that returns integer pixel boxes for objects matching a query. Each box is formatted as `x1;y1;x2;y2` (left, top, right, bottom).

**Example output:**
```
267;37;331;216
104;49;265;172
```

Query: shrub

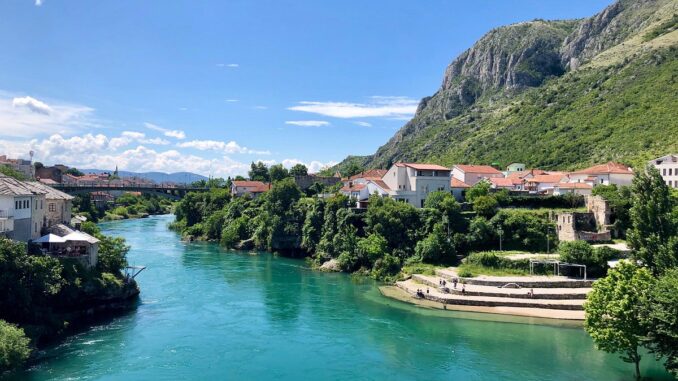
0;320;31;372
473;195;498;218
559;241;615;277
457;268;474;277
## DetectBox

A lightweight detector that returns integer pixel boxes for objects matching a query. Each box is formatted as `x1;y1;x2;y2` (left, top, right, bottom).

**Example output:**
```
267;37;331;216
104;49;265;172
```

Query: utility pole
498;228;503;251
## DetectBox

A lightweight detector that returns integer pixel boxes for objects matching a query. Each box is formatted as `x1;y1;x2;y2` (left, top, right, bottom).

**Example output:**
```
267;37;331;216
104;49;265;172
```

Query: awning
63;231;100;244
33;234;68;244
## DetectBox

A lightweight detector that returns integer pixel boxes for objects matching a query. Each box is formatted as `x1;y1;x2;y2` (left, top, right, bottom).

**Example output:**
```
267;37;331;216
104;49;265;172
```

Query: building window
15;201;19;209
49;203;56;212
34;223;37;233
663;168;667;176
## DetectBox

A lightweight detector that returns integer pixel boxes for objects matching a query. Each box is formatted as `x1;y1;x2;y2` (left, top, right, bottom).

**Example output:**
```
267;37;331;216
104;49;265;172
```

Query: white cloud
353;121;372;127
216;63;239;68
0;94;96;138
109;131;171;150
285;120;330;127
288;96;418;119
0;134;251;178
12;96;52;115
253;105;268;110
225;99;239;103
177;139;270;155
144;122;186;140
281;159;337;174
35;0;43;5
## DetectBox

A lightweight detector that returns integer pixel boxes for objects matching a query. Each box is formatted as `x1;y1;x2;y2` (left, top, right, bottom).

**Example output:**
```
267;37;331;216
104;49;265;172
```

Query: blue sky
0;0;613;177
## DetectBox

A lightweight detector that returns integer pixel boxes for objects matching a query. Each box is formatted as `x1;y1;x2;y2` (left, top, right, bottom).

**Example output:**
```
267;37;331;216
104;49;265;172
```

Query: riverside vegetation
171;162;678;377
170;163;578;280
0;222;135;374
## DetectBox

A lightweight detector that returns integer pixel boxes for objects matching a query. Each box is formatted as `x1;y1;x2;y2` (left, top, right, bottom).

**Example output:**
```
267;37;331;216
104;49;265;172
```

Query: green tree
415;223;454;263
268;164;290;183
248;161;270;182
473;195;498;218
0;165;26;180
466;180;491;202
0;320;31;372
627;166;677;276
643;268;678;377
584;262;655;379
96;236;130;274
289;164;308;176
65;167;84;176
341;162;362;178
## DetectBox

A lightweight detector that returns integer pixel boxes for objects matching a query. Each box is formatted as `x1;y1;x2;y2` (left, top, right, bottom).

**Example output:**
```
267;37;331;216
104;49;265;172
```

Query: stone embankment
393;267;594;320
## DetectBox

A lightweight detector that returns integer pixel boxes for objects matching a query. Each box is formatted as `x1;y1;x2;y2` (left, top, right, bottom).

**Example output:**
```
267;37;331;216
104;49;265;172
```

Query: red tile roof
395;163;450;171
369;179;391;191
526;174;566;183
450;178;471;188
571;162;633;175
348;169;388;181
489;178;520;187
232;180;271;193
454;164;502;175
340;183;366;192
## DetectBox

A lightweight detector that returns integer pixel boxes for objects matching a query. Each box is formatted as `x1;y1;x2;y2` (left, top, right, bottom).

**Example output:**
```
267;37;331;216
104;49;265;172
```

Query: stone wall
293;175;340;190
586;195;611;229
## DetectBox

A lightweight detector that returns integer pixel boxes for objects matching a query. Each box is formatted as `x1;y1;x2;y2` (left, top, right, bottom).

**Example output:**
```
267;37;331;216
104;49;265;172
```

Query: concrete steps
412;274;591;300
398;279;585;311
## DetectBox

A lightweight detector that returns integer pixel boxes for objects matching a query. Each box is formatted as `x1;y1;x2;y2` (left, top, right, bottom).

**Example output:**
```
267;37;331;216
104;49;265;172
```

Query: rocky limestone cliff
341;0;677;170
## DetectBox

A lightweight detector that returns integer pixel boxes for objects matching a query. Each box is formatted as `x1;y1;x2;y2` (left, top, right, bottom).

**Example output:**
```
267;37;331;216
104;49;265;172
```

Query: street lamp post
497;228;503;251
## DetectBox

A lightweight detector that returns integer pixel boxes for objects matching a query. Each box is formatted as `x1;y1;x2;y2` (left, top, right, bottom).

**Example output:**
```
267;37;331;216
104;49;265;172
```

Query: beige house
567;162;633;186
230;180;271;198
27;182;74;228
452;165;504;186
0;174;46;241
382;163;451;208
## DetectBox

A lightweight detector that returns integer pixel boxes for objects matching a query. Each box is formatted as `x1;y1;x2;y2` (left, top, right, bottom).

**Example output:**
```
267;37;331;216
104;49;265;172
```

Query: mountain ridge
338;0;678;172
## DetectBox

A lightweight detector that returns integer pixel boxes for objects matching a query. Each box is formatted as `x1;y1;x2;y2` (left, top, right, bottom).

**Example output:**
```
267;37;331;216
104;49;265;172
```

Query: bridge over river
51;183;209;200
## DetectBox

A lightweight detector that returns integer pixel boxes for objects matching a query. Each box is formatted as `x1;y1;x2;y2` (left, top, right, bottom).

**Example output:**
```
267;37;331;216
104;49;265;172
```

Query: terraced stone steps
397;279;585;310
411;274;591;300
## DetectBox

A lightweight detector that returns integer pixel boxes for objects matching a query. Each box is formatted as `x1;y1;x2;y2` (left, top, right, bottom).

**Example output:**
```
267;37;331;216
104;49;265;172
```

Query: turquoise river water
6;215;672;380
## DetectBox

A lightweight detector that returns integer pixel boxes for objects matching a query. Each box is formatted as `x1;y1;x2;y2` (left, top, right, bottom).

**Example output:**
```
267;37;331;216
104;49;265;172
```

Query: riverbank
379;285;585;321
8;215;671;381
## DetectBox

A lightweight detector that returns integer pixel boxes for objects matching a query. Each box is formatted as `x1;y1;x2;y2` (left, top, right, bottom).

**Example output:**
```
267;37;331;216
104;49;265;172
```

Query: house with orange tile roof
382;163;451;208
489;177;524;191
567;162;634;186
451;164;504;186
524;173;570;193
450;178;470;201
551;182;593;196
230;180;271;198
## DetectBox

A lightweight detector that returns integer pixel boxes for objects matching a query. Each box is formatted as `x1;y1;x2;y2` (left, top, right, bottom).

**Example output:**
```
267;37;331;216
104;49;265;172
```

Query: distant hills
337;0;678;172
80;169;209;184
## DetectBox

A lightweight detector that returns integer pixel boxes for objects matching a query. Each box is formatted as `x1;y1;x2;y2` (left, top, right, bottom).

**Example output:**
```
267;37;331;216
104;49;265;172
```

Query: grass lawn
457;263;530;277
400;262;446;277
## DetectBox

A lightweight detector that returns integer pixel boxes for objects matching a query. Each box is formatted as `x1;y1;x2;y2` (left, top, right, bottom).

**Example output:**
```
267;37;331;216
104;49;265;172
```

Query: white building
649;154;678;188
0;174;46;241
452;165;504;186
382;163;451;208
567;162;634;187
